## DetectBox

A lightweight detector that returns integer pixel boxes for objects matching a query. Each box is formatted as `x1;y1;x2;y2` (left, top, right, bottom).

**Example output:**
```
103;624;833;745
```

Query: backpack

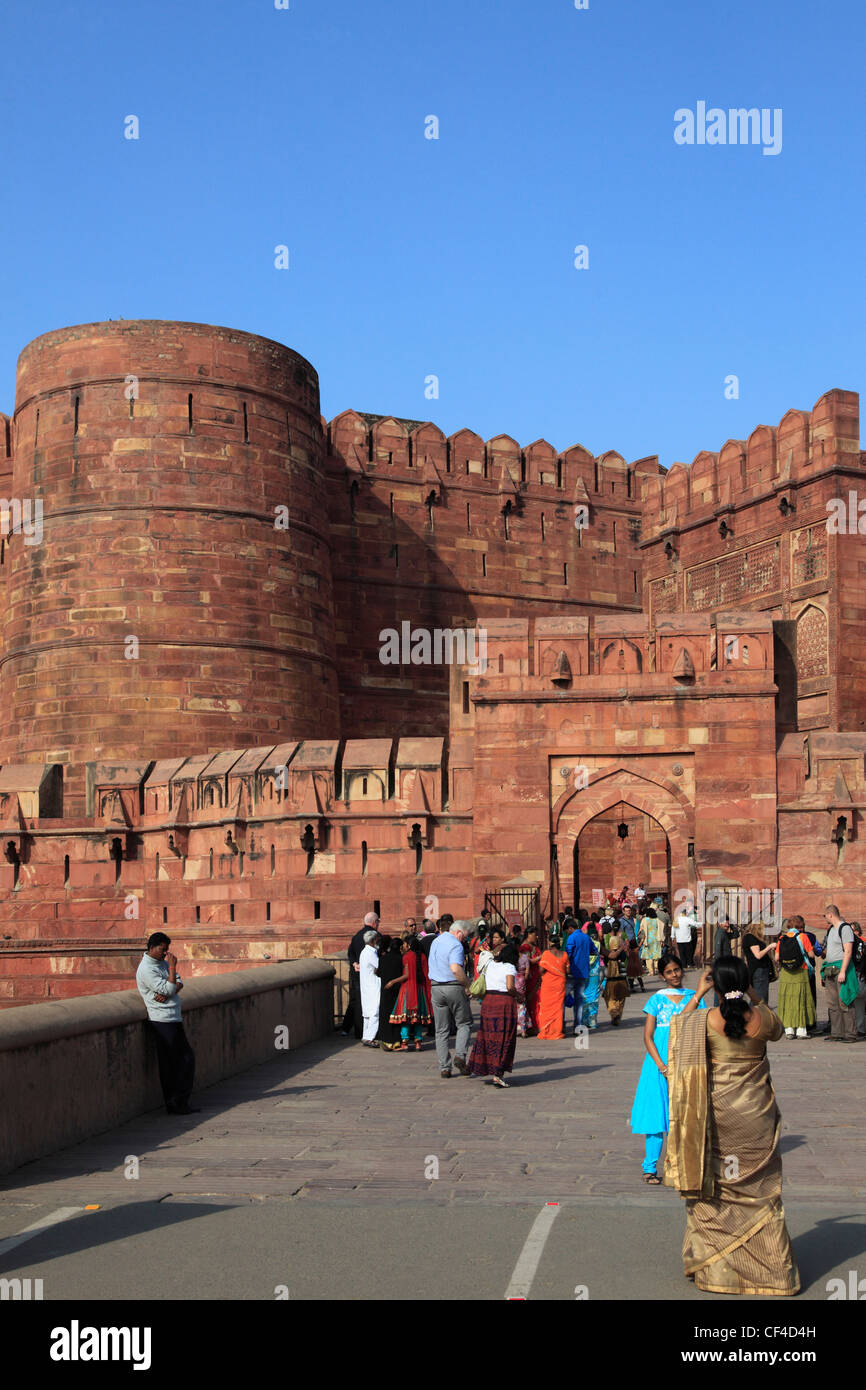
838;923;866;978
778;931;807;973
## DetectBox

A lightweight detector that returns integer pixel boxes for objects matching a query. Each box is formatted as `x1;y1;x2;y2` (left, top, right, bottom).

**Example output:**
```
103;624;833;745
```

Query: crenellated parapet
327;408;658;501
640;390;861;537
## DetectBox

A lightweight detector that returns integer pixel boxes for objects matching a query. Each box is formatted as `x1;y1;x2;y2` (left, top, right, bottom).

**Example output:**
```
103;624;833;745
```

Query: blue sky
1;0;863;468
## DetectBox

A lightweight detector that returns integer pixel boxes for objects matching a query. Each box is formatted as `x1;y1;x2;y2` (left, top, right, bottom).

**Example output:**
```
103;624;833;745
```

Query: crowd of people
337;891;865;1294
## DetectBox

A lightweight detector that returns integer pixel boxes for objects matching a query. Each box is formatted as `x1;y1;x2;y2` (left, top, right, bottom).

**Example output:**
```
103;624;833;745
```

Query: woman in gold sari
664;956;800;1296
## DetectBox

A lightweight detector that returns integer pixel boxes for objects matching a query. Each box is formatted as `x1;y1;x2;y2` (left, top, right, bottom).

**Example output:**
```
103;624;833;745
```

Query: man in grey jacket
136;933;198;1114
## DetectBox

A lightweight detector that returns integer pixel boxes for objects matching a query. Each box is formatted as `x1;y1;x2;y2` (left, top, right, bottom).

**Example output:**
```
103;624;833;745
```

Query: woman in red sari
522;928;543;1034
388;936;433;1050
537;936;569;1039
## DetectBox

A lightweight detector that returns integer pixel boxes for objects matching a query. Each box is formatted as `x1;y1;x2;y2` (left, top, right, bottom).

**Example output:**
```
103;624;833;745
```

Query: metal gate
483;887;541;936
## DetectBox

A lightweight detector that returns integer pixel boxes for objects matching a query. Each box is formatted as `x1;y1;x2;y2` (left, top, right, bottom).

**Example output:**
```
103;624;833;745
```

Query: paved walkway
2;977;865;1300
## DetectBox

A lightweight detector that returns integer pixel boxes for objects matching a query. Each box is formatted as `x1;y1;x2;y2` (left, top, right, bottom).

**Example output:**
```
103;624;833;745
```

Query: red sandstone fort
0;320;863;1006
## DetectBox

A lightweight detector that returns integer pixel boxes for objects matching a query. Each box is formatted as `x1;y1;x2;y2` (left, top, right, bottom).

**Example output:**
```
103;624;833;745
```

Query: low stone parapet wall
0;960;334;1176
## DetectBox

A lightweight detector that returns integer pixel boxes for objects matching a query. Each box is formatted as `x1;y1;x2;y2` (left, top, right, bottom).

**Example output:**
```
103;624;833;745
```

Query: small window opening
188;394;194;433
314;900;321;919
242;401;249;443
362;840;368;874
73;395;80;436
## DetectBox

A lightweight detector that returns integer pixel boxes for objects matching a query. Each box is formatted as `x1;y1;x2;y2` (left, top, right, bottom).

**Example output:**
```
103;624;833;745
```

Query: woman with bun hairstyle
663;957;799;1296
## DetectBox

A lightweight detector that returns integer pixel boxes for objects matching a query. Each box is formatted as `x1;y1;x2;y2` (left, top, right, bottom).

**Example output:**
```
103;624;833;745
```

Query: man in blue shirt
618;904;637;944
428;916;472;1078
565;925;591;1034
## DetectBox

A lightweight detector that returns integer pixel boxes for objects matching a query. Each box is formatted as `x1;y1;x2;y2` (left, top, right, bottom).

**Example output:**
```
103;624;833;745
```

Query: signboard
591;889;604;907
504;909;524;929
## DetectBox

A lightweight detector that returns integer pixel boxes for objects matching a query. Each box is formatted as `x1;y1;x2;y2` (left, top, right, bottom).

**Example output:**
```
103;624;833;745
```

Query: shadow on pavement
794;1214;866;1286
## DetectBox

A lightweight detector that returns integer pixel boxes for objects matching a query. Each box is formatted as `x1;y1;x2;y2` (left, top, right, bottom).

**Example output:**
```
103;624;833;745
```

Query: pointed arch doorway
573;802;671;909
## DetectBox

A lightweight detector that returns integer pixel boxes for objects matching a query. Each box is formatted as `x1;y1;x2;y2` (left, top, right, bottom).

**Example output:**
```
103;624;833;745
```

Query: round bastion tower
0;321;340;814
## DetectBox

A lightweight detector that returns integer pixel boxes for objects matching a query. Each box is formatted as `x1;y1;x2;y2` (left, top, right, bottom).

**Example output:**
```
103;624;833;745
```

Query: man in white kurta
359;931;381;1042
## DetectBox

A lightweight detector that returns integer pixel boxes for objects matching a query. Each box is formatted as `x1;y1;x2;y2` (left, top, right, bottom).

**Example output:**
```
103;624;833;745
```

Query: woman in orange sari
537;936;568;1039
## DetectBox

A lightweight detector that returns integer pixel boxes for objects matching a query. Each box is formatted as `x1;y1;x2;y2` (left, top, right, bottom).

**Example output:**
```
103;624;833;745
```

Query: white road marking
504;1202;561;1299
0;1206;84;1259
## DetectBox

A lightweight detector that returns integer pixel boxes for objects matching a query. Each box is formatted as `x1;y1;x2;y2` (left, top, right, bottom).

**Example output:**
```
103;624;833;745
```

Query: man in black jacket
340;911;379;1037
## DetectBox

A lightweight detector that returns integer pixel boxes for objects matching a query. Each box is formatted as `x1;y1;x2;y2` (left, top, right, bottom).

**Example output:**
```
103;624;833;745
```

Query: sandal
414;1042;422;1051
643;1173;661;1185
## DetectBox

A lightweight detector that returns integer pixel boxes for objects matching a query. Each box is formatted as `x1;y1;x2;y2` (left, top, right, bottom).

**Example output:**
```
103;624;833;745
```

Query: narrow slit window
481;552;487;577
362;840;368;875
520;457;526;483
188;394;194;433
373;899;381;917
64;854;70;886
466;502;471;533
564;562;568;585
34;409;39;447
243;402;249;443
73;395;80;436
270;844;275;876
266;902;271;922
556;459;563;489
209;847;214;878
196;905;201;923
314;900;321;920
390;492;394;518
230;904;235;923
162;907;168;924
541;513;545;541
462;681;469;715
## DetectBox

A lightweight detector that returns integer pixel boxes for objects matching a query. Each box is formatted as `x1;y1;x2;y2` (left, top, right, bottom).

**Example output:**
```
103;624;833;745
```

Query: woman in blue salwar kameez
629;953;708;1182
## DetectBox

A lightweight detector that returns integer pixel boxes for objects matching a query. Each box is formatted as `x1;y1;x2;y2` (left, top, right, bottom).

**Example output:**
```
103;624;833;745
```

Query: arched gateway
552;767;695;914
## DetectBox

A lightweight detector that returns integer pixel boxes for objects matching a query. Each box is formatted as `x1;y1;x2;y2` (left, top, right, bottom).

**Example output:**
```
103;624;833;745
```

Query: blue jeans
571;977;587;1031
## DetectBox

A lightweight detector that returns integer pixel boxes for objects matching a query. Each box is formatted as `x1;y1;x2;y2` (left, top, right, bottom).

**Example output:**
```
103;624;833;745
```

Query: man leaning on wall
136;933;199;1114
